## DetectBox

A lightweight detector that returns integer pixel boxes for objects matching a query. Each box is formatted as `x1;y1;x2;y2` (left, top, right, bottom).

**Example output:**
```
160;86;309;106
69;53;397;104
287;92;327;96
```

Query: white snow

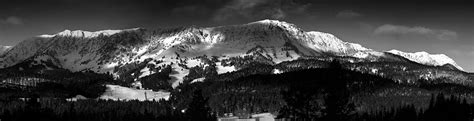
190;77;206;83
169;64;189;88
66;95;87;101
0;45;12;55
131;81;143;89
272;69;283;74
103;62;119;69
216;62;236;74
134;46;149;57
304;31;371;55
371;68;379;74
352;52;370;58
0;20;466;92
138;67;153;78
387;49;464;71
100;85;170;101
52;29;138;38
251;113;275;118
186;59;204;68
38;34;56;38
0;20;395;71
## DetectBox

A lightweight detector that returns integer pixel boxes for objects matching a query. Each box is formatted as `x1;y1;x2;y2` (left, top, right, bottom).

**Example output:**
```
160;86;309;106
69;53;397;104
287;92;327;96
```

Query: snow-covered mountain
0;45;12;55
0;20;377;69
0;20;466;89
387;50;463;71
39;29;128;38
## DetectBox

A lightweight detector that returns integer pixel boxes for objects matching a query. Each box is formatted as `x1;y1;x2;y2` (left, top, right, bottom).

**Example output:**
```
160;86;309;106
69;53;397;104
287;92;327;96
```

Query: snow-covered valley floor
99;85;170;101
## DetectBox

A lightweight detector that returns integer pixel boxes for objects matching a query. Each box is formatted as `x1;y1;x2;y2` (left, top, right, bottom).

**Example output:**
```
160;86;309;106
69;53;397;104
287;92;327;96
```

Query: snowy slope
0;45;12;55
38;28;136;38
100;85;170;101
0;28;142;71
387;50;463;71
0;19;466;88
0;20;468;100
0;20;381;74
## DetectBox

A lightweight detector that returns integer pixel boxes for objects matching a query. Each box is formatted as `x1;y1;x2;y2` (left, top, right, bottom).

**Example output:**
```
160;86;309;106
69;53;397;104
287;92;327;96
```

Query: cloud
336;10;362;18
0;16;23;25
212;0;311;22
171;5;211;17
373;24;458;41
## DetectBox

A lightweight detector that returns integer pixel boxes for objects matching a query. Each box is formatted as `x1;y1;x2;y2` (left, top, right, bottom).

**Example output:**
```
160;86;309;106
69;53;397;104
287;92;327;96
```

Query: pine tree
185;89;215;121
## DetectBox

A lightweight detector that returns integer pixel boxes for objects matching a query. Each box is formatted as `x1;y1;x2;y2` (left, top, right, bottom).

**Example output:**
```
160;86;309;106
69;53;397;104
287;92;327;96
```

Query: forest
1;61;474;121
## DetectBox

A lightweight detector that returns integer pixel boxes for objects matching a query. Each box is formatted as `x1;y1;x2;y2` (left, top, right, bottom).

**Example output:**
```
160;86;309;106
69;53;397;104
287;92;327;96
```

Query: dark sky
0;0;473;71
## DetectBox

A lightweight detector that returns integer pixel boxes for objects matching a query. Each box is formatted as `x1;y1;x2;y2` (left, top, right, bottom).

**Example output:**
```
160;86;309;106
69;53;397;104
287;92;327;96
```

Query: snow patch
131;81;143;89
272;69;283;74
216;62;236;74
251;113;275;119
191;77;206;83
54;29;136;38
66;95;87;101
138;67;153;78
170;64;189;88
38;34;56;38
0;45;12;55
371;68;378;74
186;59;203;68
100;85;170;101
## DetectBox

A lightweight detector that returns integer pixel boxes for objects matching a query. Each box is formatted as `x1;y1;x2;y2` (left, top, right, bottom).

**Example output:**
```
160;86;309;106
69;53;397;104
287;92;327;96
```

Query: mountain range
0;20;472;100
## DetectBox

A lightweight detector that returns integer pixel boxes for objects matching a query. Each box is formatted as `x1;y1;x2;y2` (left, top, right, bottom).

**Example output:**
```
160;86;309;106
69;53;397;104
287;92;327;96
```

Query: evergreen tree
185;89;216;121
322;60;355;121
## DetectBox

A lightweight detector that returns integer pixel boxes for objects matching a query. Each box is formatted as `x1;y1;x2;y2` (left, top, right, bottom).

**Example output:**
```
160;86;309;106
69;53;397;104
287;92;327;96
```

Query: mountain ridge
386;49;463;70
0;20;381;70
38;28;141;38
0;45;12;55
0;20;464;72
0;20;468;89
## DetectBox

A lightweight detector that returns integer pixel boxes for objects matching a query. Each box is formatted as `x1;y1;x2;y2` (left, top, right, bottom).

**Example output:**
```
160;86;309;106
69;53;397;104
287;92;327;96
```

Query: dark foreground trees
0;98;175;121
0;97;214;121
1;60;474;121
185;89;216;121
358;94;474;121
0;89;218;121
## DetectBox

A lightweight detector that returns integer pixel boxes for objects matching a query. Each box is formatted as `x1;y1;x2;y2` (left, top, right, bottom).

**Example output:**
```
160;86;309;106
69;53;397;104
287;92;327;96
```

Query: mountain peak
387;49;463;71
56;29;123;38
0;21;465;74
250;19;299;30
253;19;288;25
39;28;141;38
